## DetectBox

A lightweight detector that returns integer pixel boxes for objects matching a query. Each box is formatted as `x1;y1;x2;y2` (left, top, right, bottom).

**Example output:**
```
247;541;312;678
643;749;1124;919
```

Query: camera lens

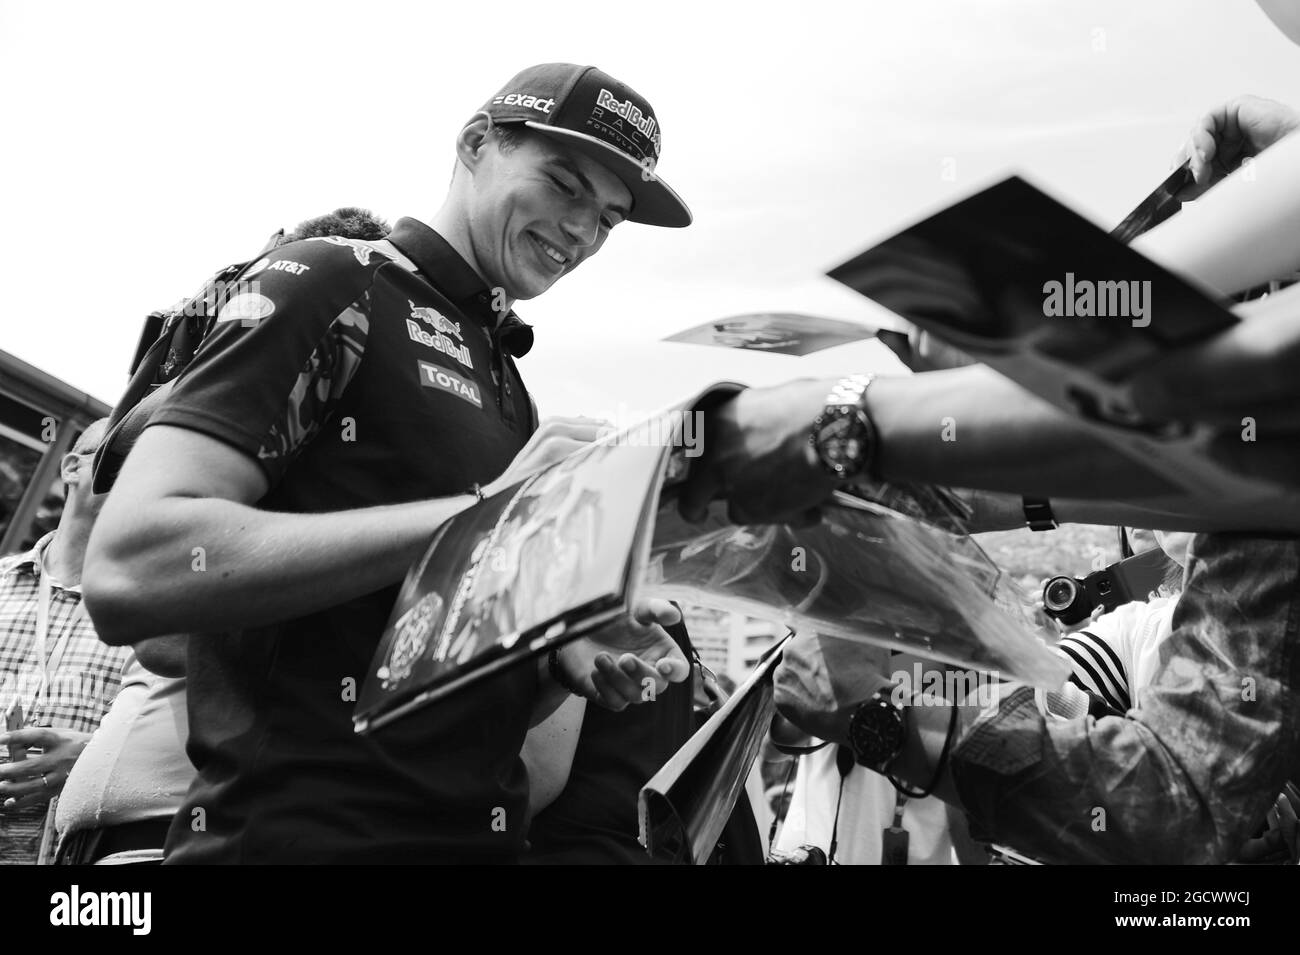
1043;576;1078;613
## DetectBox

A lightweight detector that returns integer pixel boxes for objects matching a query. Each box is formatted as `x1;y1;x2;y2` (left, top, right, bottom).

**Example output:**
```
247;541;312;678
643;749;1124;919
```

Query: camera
1042;547;1174;626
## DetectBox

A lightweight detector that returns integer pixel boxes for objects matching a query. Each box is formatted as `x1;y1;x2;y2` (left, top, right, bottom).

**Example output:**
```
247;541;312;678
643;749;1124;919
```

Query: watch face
815;408;870;477
850;697;907;768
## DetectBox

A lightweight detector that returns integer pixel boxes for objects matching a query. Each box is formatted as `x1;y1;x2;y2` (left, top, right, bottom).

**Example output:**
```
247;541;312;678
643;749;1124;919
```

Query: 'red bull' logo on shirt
409;301;462;340
407;300;472;369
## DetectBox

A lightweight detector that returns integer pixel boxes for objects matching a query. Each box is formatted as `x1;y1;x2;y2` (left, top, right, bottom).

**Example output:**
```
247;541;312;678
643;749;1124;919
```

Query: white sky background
2;0;1298;419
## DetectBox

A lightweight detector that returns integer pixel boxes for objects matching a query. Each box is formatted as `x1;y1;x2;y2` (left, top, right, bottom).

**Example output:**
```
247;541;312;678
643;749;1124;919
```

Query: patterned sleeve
146;239;381;489
950;533;1300;864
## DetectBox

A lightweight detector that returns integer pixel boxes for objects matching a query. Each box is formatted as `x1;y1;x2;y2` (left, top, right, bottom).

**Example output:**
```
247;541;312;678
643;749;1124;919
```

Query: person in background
773;643;985;865
52;637;188;865
1047;531;1299;865
0;419;127;863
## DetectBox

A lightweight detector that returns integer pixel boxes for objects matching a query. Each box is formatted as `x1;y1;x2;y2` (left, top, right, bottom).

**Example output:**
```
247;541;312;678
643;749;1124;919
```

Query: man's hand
0;727;91;811
556;598;691;711
774;633;895;746
693;660;726;715
679;379;839;525
1235;784;1300;864
487;416;612;494
1172;95;1300;199
774;633;852;745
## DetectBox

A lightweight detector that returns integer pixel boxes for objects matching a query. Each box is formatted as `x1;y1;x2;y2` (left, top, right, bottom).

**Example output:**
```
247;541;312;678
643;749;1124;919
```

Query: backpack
91;229;285;493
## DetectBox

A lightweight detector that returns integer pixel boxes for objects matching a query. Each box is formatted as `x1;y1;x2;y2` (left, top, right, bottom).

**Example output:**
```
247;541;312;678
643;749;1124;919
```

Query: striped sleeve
1055;631;1131;713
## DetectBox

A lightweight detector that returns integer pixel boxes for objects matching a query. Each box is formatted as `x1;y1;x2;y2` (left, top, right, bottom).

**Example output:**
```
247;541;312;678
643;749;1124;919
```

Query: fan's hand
555;598;691;711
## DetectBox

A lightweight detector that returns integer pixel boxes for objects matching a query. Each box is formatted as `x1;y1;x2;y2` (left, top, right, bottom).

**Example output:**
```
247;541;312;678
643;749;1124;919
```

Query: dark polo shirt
152;217;539;863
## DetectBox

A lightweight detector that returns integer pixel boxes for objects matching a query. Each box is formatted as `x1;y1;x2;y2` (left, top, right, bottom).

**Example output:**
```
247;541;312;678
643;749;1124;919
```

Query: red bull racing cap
481;63;691;228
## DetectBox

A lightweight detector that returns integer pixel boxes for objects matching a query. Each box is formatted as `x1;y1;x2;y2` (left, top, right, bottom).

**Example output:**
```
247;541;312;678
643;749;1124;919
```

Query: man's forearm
86;494;474;643
530;656;577;727
868;367;1178;499
959;488;1296;534
522;690;586;823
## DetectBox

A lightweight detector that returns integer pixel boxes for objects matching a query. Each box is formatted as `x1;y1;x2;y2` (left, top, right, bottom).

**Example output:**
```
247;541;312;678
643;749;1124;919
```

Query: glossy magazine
354;383;1068;734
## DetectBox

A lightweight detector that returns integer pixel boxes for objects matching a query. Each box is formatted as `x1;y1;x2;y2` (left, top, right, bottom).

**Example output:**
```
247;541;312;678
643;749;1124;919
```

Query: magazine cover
664;312;878;355
352;435;668;733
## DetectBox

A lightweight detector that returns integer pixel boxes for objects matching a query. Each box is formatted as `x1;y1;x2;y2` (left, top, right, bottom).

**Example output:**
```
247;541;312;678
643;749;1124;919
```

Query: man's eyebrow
549;156;630;221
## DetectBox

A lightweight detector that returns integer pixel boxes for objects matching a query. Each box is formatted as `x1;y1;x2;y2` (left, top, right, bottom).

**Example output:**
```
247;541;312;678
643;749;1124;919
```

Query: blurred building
681;605;785;685
0;349;111;555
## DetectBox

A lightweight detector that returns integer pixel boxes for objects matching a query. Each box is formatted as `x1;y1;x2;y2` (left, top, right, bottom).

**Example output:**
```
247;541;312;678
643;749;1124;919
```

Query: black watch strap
1023;496;1058;532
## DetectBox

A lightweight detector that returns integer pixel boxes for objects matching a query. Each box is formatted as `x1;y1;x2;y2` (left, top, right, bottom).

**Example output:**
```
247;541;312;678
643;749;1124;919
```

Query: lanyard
882;791;909;865
27;546;77;721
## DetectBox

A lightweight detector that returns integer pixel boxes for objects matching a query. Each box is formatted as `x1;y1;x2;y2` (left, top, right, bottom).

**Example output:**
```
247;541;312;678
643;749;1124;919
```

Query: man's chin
510;272;563;301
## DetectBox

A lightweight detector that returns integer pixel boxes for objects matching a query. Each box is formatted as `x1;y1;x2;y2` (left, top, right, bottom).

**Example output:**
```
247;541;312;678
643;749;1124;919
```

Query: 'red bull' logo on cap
594;88;661;156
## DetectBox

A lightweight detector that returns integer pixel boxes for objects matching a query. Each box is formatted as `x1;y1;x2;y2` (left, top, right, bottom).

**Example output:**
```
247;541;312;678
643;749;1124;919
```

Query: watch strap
1023;496;1058;532
811;374;879;481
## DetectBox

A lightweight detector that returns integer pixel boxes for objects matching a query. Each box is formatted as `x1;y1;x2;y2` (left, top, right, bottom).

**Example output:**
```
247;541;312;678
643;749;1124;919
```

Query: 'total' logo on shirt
417;361;482;409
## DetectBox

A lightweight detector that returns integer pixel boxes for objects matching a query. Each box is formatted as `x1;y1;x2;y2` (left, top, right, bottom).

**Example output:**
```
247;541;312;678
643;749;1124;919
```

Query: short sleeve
1055;603;1139;712
146;240;381;489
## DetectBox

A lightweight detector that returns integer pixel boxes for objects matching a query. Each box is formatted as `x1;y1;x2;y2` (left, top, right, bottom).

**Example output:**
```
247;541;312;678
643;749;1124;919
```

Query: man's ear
455;113;495;174
60;450;84;488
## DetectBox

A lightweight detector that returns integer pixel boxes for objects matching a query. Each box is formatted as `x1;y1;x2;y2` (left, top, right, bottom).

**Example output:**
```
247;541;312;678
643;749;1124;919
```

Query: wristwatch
847;688;908;772
809;374;879;481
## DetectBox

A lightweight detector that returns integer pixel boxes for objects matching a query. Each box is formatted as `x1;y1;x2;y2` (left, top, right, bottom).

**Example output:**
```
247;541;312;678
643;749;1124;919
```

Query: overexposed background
3;0;1298;416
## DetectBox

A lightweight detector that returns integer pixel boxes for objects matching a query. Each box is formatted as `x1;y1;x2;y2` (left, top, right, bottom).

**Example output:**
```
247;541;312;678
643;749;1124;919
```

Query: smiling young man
82;63;693;864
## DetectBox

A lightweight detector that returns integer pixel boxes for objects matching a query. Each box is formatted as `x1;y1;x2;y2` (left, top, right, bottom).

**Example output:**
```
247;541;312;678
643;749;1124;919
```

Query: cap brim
522;121;692;228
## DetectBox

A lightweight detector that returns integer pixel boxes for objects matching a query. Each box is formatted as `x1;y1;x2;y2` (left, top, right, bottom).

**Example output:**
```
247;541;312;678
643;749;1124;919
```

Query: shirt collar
1;532;80;592
6;531;55;574
386;217;534;358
